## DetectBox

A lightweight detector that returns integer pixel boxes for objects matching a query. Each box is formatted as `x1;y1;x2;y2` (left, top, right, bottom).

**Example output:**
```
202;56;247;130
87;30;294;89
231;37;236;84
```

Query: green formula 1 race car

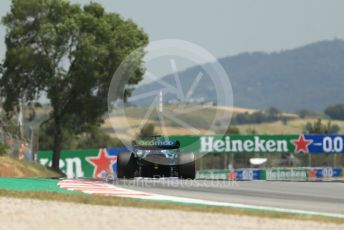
117;137;195;179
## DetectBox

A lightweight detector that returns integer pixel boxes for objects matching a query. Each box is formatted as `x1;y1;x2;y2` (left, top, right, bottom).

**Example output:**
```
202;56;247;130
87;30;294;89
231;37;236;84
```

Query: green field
0;178;76;193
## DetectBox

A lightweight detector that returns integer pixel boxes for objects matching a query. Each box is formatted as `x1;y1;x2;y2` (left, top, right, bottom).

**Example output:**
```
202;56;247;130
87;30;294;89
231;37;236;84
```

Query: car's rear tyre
178;152;196;179
117;152;135;179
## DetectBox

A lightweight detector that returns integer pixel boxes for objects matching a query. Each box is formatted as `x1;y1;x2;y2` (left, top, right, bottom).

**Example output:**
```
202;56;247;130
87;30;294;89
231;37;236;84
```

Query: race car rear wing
133;139;180;150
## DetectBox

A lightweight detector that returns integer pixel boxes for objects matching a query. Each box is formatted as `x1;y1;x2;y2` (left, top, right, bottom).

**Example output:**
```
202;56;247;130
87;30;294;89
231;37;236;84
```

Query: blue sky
1;0;344;72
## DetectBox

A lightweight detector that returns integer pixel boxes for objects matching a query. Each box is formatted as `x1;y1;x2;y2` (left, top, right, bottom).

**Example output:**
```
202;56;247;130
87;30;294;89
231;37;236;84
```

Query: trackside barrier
309;167;343;181
37;147;344;181
266;168;309;181
195;170;229;180
196;167;343;181
38;148;127;178
169;134;344;154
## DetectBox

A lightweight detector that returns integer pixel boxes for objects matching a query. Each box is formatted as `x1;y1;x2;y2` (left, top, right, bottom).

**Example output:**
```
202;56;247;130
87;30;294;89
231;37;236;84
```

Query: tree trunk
51;116;63;171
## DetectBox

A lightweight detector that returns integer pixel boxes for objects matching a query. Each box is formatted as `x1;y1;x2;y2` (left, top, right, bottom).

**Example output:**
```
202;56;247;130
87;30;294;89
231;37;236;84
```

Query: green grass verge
0;178;80;194
0;189;343;224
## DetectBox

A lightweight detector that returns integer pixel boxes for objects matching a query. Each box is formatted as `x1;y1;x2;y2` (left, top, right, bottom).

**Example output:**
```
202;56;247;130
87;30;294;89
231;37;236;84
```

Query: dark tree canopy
304;119;340;134
324;104;344;120
0;0;148;170
224;126;240;135
137;123;156;139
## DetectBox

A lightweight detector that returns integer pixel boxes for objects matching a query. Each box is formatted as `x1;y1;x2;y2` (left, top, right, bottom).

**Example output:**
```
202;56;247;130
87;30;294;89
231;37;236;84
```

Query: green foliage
297;109;316;118
224;126;240;135
246;128;258;135
232;107;281;125
0;0;148;169
137;124;155;139
39;122;122;150
0;143;8;156
324;104;344;120
266;107;280;117
77;127;123;149
304;119;340;134
282;117;288;125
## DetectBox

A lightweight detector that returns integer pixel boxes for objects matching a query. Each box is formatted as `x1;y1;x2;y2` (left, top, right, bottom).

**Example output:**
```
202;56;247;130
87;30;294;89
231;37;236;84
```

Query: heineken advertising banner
37;134;344;179
169;135;344;154
235;168;266;180
266;168;309;181
38;148;127;178
196;169;266;181
197;167;343;181
312;167;343;178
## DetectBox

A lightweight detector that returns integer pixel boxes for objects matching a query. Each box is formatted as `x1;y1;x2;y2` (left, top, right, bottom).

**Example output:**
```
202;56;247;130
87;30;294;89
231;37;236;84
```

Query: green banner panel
169;135;298;153
38;149;100;178
38;148;126;178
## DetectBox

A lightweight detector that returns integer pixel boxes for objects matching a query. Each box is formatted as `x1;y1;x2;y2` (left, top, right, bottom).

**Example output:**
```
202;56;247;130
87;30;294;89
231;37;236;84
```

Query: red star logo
291;135;313;154
228;172;236;181
87;149;117;178
309;169;316;178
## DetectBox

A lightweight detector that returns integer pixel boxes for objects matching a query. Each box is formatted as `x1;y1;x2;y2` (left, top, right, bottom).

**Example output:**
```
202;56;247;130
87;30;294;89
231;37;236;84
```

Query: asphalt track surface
114;179;344;215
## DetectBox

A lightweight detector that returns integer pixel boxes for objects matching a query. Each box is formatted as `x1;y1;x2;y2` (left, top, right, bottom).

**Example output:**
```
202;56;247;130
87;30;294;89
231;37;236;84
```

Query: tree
266;107;280;118
246;128;257;135
297;109;315;119
0;143;8;156
137;124;156;139
39;122;123;150
224;126;240;135
281;117;288;125
304;119;340;134
0;0;148;170
324;104;344;120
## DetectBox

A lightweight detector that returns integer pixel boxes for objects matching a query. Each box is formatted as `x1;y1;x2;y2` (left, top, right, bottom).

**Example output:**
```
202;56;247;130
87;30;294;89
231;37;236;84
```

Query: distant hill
133;39;344;112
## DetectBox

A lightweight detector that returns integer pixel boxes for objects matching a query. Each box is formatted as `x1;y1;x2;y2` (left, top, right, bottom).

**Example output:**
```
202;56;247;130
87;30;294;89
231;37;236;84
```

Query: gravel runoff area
0;197;343;230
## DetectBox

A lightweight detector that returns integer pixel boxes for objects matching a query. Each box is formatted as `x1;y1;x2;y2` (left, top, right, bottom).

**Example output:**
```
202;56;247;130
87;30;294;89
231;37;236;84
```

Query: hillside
104;105;344;138
133;39;344;112
236;118;344;135
0;156;62;177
